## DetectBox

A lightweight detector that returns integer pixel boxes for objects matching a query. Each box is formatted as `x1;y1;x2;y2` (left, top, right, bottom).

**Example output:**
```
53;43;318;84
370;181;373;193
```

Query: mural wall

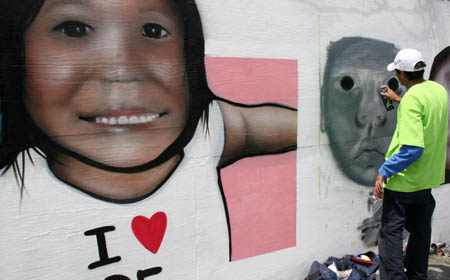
0;0;450;279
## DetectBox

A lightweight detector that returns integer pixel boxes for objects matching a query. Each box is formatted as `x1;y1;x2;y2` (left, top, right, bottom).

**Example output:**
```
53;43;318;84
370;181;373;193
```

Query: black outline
216;170;233;261
49;151;184;204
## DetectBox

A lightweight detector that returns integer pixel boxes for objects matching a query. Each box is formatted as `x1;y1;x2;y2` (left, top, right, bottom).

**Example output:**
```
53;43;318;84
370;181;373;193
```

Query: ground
428;255;450;280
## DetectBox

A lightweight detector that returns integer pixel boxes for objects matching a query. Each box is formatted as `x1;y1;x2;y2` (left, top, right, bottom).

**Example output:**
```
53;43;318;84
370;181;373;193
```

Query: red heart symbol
132;212;167;254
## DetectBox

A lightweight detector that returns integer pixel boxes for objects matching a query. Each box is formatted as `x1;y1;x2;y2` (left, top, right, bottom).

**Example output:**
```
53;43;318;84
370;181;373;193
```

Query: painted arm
217;100;297;168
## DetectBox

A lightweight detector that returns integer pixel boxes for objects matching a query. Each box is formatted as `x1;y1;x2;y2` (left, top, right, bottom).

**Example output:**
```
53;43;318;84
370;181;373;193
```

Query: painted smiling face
322;38;405;186
24;0;188;168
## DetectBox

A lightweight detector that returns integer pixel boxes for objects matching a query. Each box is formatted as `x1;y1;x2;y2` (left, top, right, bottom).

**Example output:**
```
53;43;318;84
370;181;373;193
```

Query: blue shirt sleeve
378;145;424;178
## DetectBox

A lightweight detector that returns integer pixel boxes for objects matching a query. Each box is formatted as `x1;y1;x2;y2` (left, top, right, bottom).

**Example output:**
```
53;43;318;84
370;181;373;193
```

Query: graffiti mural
0;0;297;279
206;57;298;261
2;0;450;279
320;37;408;246
321;37;405;187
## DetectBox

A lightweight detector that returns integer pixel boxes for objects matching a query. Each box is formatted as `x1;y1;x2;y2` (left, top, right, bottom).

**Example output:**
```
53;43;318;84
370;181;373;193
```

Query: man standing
373;48;448;279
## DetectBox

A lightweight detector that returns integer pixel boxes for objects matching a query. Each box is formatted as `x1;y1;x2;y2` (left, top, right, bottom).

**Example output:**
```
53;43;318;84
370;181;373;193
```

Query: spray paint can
379;86;394;111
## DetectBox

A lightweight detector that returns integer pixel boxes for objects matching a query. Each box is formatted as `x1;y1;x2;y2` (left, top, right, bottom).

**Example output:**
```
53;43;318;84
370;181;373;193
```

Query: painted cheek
443;75;450;91
149;46;185;83
26;69;84;135
326;102;355;133
151;48;188;113
25;54;86;136
26;43;88;101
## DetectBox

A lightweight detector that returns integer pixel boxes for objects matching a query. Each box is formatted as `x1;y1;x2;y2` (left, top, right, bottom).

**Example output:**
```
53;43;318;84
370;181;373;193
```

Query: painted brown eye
387;78;399;91
54;21;91;38
340;76;354;91
142;23;169;39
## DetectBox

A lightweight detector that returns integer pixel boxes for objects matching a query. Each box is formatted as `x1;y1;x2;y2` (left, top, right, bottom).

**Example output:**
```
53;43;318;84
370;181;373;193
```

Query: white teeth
118;116;128;124
109;117;117;125
94;113;161;125
129;116;139;124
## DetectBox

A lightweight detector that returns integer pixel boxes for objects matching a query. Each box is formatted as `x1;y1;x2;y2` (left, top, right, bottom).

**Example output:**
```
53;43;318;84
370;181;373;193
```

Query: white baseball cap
387;48;426;72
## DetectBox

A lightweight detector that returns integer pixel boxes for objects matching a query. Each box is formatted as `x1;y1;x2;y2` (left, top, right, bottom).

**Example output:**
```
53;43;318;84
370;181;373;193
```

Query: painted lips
96;112;162;125
81;110;167;126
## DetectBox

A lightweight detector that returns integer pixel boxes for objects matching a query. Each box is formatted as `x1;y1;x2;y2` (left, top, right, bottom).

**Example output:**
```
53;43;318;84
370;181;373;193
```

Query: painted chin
334;148;383;185
360;168;378;184
346;164;378;186
67;131;173;168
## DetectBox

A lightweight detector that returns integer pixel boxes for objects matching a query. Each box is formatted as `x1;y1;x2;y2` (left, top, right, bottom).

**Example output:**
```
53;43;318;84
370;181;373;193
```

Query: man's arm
379;145;424;178
373;145;424;199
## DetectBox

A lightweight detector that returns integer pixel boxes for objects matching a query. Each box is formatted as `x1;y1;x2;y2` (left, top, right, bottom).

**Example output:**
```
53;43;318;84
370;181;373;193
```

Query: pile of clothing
430;242;449;257
305;251;379;280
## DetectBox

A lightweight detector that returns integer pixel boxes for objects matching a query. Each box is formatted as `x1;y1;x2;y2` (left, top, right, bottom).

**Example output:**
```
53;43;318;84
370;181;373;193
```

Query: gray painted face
322;37;405;186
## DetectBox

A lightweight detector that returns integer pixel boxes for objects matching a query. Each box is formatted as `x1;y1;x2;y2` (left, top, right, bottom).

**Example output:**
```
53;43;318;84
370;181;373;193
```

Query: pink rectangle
205;57;297;261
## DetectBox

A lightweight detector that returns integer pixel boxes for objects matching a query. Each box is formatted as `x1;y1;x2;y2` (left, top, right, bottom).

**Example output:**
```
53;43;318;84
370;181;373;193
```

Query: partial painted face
323;39;405;186
433;55;450;169
25;0;188;168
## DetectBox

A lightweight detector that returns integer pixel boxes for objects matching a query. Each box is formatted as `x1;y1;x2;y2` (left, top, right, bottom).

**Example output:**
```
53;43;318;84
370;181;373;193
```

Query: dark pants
378;188;435;280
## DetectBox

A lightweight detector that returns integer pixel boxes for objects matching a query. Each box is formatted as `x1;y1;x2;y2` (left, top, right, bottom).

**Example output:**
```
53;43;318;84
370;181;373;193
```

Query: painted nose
354;91;387;133
94;36;145;83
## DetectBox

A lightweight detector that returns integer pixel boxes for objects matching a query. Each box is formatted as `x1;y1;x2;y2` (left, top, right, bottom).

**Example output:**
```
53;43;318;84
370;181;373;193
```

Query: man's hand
382;85;402;103
373;173;386;200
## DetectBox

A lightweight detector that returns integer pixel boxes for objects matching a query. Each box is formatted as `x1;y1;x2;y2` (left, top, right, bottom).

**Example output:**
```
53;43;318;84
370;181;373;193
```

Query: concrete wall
1;0;450;279
201;0;450;275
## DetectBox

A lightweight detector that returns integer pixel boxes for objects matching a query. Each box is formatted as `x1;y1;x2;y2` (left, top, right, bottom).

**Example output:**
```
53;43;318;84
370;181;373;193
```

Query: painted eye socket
142;23;169;39
340;76;354;91
53;21;92;38
387;78;399;91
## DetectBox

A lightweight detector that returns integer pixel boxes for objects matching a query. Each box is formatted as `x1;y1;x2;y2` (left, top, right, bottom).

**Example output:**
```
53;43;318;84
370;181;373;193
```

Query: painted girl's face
24;0;188;168
323;41;404;186
433;55;450;169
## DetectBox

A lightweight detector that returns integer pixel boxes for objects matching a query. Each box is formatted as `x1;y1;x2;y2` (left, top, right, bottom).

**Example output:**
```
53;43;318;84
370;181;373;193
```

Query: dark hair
0;0;46;177
429;46;450;81
395;68;425;81
0;0;215;175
